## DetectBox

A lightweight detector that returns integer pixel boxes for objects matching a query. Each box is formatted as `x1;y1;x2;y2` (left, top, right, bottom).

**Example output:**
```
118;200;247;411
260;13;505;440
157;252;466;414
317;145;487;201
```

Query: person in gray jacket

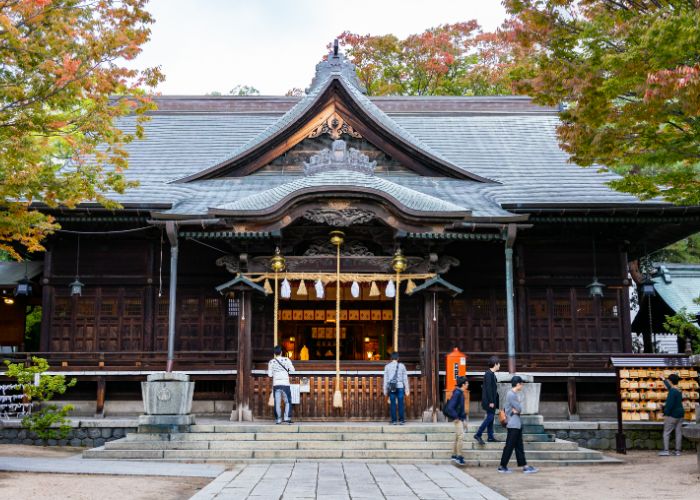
498;376;538;474
383;352;409;424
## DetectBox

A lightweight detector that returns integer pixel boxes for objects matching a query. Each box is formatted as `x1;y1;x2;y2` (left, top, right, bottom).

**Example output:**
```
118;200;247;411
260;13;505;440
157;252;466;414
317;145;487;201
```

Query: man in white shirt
383;352;410;424
267;345;295;424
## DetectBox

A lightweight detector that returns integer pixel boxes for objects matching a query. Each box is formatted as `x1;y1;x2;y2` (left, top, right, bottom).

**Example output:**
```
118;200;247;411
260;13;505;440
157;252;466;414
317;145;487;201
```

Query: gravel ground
0;472;210;500
0;444;83;458
467;450;700;500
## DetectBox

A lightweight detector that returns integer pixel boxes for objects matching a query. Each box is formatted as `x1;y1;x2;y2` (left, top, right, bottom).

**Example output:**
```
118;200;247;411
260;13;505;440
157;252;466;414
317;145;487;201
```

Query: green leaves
3;356;78;442
663;308;700;354
0;0;164;259
503;0;700;205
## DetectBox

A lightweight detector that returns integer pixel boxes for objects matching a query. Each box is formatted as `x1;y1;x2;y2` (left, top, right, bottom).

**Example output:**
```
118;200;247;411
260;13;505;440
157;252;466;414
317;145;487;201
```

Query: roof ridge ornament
303;139;376;176
308;39;367;94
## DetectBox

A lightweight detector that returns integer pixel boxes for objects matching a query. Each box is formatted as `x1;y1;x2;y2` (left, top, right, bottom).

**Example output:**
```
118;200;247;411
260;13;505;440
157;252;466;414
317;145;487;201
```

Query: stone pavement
191;462;507;500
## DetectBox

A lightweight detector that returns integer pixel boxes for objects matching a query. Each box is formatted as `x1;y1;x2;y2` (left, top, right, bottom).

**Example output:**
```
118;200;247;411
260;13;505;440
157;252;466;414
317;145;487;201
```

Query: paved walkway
0;455;224;477
191;462;507;500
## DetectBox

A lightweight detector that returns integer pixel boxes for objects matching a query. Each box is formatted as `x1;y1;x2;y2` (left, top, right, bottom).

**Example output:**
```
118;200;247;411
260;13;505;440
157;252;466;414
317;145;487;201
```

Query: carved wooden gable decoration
175;51;496;183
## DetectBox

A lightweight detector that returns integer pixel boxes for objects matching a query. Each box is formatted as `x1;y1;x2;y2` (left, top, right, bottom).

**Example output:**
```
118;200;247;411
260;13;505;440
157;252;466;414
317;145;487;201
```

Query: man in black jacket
474;356;500;445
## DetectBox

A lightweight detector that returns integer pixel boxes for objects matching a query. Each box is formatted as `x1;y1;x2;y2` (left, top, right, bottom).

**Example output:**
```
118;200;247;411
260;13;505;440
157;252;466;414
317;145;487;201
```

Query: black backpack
442;390;457;418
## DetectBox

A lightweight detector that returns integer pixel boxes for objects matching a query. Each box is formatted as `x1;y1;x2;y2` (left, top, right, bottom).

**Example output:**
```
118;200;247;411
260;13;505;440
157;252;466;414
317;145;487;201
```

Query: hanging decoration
369;281;380;297
297;280;307;296
350;280;360;298
263;279;273;294
385;279;396;298
280;278;292;299
314;279;325;299
329;230;345;409
244;271;436;283
391;248;408;352
269;248;286;346
406;279;416;295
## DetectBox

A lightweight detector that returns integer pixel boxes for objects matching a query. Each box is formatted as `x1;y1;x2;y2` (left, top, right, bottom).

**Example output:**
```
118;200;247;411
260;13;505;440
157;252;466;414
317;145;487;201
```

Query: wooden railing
0;351;238;372
251;373;426;421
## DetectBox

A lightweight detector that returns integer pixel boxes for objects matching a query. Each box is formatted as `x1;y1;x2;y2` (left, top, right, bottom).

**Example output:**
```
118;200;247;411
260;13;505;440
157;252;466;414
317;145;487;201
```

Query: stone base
137;414;195;434
497;382;541;415
141;372;195;415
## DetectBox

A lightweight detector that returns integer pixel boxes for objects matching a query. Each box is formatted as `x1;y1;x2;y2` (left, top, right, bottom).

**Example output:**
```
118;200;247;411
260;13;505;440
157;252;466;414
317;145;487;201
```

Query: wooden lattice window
54;297;71;318
100;299;117;316
227;298;239;318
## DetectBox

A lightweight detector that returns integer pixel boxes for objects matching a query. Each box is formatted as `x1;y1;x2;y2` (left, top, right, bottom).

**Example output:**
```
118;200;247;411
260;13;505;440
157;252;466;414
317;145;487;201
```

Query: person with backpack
267;345;295;424
498;375;538;474
383;352;409;425
474;355;501;445
444;375;469;465
659;373;684;456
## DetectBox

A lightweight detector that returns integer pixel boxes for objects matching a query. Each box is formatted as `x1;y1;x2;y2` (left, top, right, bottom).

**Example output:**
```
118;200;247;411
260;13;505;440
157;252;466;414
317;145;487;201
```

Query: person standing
498;375;538;474
383;352;410;425
474;356;500;445
267;345;295;424
659;373;684;456
445;375;469;465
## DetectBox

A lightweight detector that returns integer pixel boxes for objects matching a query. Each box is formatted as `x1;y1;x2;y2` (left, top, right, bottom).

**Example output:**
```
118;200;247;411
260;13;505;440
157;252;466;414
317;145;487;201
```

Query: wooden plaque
292;310;303;320
349;310;359;321
382;310;393;320
371;310;381;321
360;310;370;321
281;310;292;321
303;310;314;320
315;310;325;321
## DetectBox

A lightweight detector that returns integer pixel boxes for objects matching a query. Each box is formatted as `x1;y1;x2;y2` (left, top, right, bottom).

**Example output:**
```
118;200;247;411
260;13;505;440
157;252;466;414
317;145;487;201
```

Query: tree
0;0;163;260
335;22;514;96
229;85;260;96
502;0;700;205
655;233;700;264
663;308;700;354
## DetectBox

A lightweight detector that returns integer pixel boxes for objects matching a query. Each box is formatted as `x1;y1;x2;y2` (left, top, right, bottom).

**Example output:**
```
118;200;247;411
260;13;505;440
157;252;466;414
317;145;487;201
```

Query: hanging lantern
350;281;360;298
640;275;656;298
314;279;325;299
587;278;605;298
14;276;32;297
329;230;345;247
369;281;380;297
263;279;273;294
69;278;84;297
297;280;307;296
587;237;604;298
281;278;292;298
385;279;396;298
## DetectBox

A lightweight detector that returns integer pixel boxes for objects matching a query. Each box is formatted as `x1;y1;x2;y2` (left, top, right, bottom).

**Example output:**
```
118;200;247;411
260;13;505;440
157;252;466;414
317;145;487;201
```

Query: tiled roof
209;170;468;215
653;264;700;315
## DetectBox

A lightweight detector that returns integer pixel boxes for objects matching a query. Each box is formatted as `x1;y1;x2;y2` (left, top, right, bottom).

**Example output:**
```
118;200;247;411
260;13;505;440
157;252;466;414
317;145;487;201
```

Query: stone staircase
83;418;619;466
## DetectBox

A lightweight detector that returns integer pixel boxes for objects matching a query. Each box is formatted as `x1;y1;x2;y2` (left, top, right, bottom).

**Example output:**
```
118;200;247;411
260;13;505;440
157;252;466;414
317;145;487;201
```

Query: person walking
659;373;684;456
474;355;500;445
383;352;409;425
445;375;469;465
498;375;538;474
267;345;295;424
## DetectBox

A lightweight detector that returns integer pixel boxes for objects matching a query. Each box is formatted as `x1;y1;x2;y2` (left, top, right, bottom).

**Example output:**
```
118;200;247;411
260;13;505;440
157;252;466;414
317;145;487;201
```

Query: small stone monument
496;373;541;414
139;372;195;433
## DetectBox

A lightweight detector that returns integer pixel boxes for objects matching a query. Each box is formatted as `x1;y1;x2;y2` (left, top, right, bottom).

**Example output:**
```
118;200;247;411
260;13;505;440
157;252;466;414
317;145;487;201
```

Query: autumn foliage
0;0;163;259
501;0;700;205
335;22;514;96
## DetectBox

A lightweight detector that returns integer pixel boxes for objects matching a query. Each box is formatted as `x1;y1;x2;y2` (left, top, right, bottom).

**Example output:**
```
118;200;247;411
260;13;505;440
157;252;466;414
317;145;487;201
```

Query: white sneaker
658;450;670;456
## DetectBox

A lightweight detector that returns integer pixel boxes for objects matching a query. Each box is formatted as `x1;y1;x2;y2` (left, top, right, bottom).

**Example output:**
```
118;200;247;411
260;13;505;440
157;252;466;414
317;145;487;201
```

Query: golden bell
391;249;407;273
329;230;345;246
270;247;286;272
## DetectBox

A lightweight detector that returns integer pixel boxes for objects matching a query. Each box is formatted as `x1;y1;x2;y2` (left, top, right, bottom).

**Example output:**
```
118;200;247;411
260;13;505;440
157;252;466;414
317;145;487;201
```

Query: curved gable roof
173;52;497;184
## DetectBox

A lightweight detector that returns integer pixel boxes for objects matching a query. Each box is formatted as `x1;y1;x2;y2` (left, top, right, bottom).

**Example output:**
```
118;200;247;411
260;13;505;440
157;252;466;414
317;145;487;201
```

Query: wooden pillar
39;245;53;353
567;376;579;420
165;222;178;372
233;290;253;421
504;224;517;374
422;292;439;422
95;376;106;418
619;248;633;352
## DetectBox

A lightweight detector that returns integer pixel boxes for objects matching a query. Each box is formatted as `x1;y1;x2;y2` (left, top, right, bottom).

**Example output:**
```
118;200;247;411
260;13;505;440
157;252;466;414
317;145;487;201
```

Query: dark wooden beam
233;290;253;421
95;376;106;418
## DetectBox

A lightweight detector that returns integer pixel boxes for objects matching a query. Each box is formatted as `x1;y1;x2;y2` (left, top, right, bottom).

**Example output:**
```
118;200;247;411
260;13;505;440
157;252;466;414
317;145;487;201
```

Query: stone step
106;440;211;450
188;424;455;434
458;450;604;461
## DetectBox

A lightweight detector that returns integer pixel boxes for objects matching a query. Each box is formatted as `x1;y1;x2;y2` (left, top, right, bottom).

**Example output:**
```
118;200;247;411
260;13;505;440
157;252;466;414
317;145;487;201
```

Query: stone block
94;437;105;447
141;377;195;415
112;428;125;439
69;438;82;447
87;428;102;439
22;439;33;445
58;439;68;446
146;371;190;382
47;439;58;446
497;382;541;415
101;428;112;438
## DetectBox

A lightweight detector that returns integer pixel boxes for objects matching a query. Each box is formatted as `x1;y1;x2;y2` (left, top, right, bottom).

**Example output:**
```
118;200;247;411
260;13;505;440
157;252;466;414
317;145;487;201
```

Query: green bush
3;357;77;441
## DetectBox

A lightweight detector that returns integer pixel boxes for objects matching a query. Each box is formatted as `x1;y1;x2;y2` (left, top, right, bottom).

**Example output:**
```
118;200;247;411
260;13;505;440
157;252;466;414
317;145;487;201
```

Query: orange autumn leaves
0;0;164;260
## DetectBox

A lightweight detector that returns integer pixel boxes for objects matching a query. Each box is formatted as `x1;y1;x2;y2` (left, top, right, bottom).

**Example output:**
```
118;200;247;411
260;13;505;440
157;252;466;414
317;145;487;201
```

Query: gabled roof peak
309;41;366;94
